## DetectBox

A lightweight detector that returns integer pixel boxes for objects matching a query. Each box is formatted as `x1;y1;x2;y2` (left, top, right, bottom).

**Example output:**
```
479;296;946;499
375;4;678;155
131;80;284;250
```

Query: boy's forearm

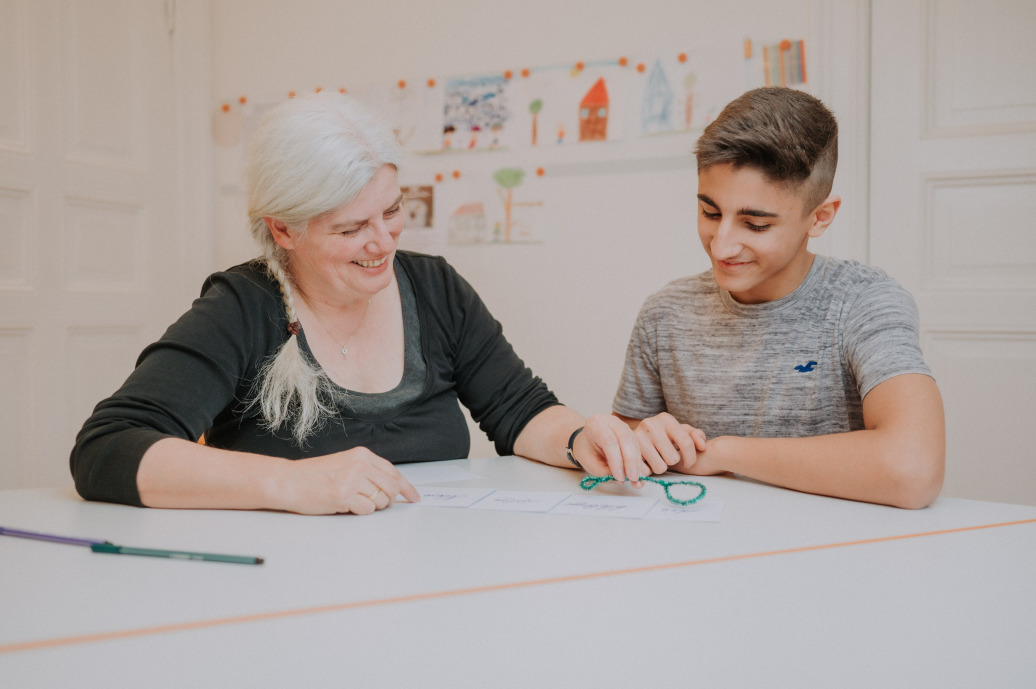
704;431;942;508
691;374;945;509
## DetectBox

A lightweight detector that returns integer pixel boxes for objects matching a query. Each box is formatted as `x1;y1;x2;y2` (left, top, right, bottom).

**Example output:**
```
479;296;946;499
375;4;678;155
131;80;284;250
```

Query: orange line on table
2;517;1034;655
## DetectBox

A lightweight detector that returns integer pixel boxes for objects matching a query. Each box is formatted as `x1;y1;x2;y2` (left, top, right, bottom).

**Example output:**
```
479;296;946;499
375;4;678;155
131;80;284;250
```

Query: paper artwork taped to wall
397;180;447;255
743;39;808;89
401;185;434;229
579;77;610;141
636;53;711;135
639;60;676;135
526;64;634;147
357;80;445;154
436;168;544;246
443;75;515;152
216;37;808;153
215;38;810;252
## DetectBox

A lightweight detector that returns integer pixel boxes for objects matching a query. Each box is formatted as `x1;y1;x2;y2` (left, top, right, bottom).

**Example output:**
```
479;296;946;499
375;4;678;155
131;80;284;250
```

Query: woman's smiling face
272;164;405;306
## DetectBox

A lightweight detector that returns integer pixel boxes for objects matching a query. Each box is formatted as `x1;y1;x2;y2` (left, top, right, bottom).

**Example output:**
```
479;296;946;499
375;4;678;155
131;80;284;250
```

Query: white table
2;457;1034;688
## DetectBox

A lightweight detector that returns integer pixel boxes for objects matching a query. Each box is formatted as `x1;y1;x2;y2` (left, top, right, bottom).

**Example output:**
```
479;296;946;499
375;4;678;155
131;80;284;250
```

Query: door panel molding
924;0;1036;137
922;169;1036;291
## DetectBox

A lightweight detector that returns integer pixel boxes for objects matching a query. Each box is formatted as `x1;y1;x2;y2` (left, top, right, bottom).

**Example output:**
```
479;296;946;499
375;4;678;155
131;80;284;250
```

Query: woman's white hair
245;92;403;445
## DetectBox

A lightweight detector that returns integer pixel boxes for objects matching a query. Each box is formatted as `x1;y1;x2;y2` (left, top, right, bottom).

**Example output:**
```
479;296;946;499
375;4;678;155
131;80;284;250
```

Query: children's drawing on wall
767;39;806;87
402;185;434;229
530;63;633;147
217;38;811;221
448;201;490;244
437;167;544;246
528;99;543;146
632;50;727;135
493;167;543;243
443;75;513;152
579;77;610;141
363;80;445;153
744;39;807;89
640;60;675;135
398;180;447;255
499;72;553;149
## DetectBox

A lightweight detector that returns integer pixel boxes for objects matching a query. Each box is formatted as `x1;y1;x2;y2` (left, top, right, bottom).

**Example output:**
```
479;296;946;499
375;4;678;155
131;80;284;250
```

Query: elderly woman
70;93;652;515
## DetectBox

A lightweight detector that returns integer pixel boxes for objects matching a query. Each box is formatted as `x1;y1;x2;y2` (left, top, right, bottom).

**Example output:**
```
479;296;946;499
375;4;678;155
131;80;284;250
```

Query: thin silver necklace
309;295;374;358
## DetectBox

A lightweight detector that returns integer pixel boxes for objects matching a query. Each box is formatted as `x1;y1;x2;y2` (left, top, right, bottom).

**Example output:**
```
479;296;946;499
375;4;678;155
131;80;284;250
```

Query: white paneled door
0;0;208;489
871;0;1036;505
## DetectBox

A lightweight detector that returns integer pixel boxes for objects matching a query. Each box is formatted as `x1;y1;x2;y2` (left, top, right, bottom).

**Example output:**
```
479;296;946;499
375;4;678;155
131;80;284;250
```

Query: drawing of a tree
529;99;543;146
493;167;526;243
491;167;542;243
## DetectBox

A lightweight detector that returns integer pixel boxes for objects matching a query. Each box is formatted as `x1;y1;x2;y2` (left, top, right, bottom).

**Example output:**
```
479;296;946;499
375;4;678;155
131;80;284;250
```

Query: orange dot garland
224;48;716;117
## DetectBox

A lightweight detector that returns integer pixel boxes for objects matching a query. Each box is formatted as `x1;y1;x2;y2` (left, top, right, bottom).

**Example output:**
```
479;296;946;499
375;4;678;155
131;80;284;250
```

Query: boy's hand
671;436;730;476
632;413;707;475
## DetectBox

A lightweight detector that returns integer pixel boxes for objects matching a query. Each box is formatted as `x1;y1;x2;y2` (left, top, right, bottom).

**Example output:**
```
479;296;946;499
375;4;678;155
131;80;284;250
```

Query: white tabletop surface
1;457;1034;688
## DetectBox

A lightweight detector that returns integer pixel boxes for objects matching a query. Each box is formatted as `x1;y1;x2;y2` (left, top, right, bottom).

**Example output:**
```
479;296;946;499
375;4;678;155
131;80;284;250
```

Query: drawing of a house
579;77;609;141
448;202;488;244
641;59;675;135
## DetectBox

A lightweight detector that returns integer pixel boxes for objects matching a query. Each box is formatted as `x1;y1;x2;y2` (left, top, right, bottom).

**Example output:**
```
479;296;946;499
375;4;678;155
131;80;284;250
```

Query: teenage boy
613;87;944;509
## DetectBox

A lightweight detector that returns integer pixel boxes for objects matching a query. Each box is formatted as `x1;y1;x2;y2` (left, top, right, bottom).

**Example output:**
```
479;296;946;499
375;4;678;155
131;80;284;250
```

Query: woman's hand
272;447;421;515
573;413;649;485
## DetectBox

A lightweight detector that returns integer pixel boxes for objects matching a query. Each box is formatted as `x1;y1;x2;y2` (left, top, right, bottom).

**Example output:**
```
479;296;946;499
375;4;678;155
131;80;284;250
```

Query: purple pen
0;526;109;548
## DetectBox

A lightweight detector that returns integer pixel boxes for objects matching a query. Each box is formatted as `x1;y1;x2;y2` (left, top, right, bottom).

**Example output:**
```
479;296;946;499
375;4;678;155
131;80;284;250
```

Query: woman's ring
367;488;382;502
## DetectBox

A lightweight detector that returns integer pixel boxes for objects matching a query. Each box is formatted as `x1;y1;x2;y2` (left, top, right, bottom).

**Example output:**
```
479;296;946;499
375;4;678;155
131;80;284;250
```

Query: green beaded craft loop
580;475;707;506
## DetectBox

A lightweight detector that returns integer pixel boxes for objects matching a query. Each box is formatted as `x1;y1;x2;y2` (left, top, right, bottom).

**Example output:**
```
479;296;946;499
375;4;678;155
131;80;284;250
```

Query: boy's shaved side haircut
694;87;838;214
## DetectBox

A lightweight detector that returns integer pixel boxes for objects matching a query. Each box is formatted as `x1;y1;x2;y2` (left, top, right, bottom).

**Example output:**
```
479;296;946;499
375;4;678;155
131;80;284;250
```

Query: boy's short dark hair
694;87;838;213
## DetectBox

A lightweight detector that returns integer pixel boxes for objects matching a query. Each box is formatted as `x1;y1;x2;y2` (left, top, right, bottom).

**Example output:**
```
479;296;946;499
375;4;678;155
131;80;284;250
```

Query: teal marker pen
91;542;263;565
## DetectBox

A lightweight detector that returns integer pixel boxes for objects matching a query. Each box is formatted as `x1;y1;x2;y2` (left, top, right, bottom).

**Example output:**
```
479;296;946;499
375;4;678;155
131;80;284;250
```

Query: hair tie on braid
286;321;300;336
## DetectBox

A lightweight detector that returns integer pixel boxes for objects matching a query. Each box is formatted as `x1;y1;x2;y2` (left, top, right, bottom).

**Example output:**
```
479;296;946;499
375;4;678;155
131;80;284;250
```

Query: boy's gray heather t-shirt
613;255;933;438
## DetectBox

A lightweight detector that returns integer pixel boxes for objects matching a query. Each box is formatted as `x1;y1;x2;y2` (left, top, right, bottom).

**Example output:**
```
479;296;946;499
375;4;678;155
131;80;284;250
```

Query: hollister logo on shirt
794;361;818;372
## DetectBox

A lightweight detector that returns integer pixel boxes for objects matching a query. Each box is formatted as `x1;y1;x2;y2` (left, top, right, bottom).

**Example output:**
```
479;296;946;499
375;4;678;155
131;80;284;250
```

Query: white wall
210;0;863;457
